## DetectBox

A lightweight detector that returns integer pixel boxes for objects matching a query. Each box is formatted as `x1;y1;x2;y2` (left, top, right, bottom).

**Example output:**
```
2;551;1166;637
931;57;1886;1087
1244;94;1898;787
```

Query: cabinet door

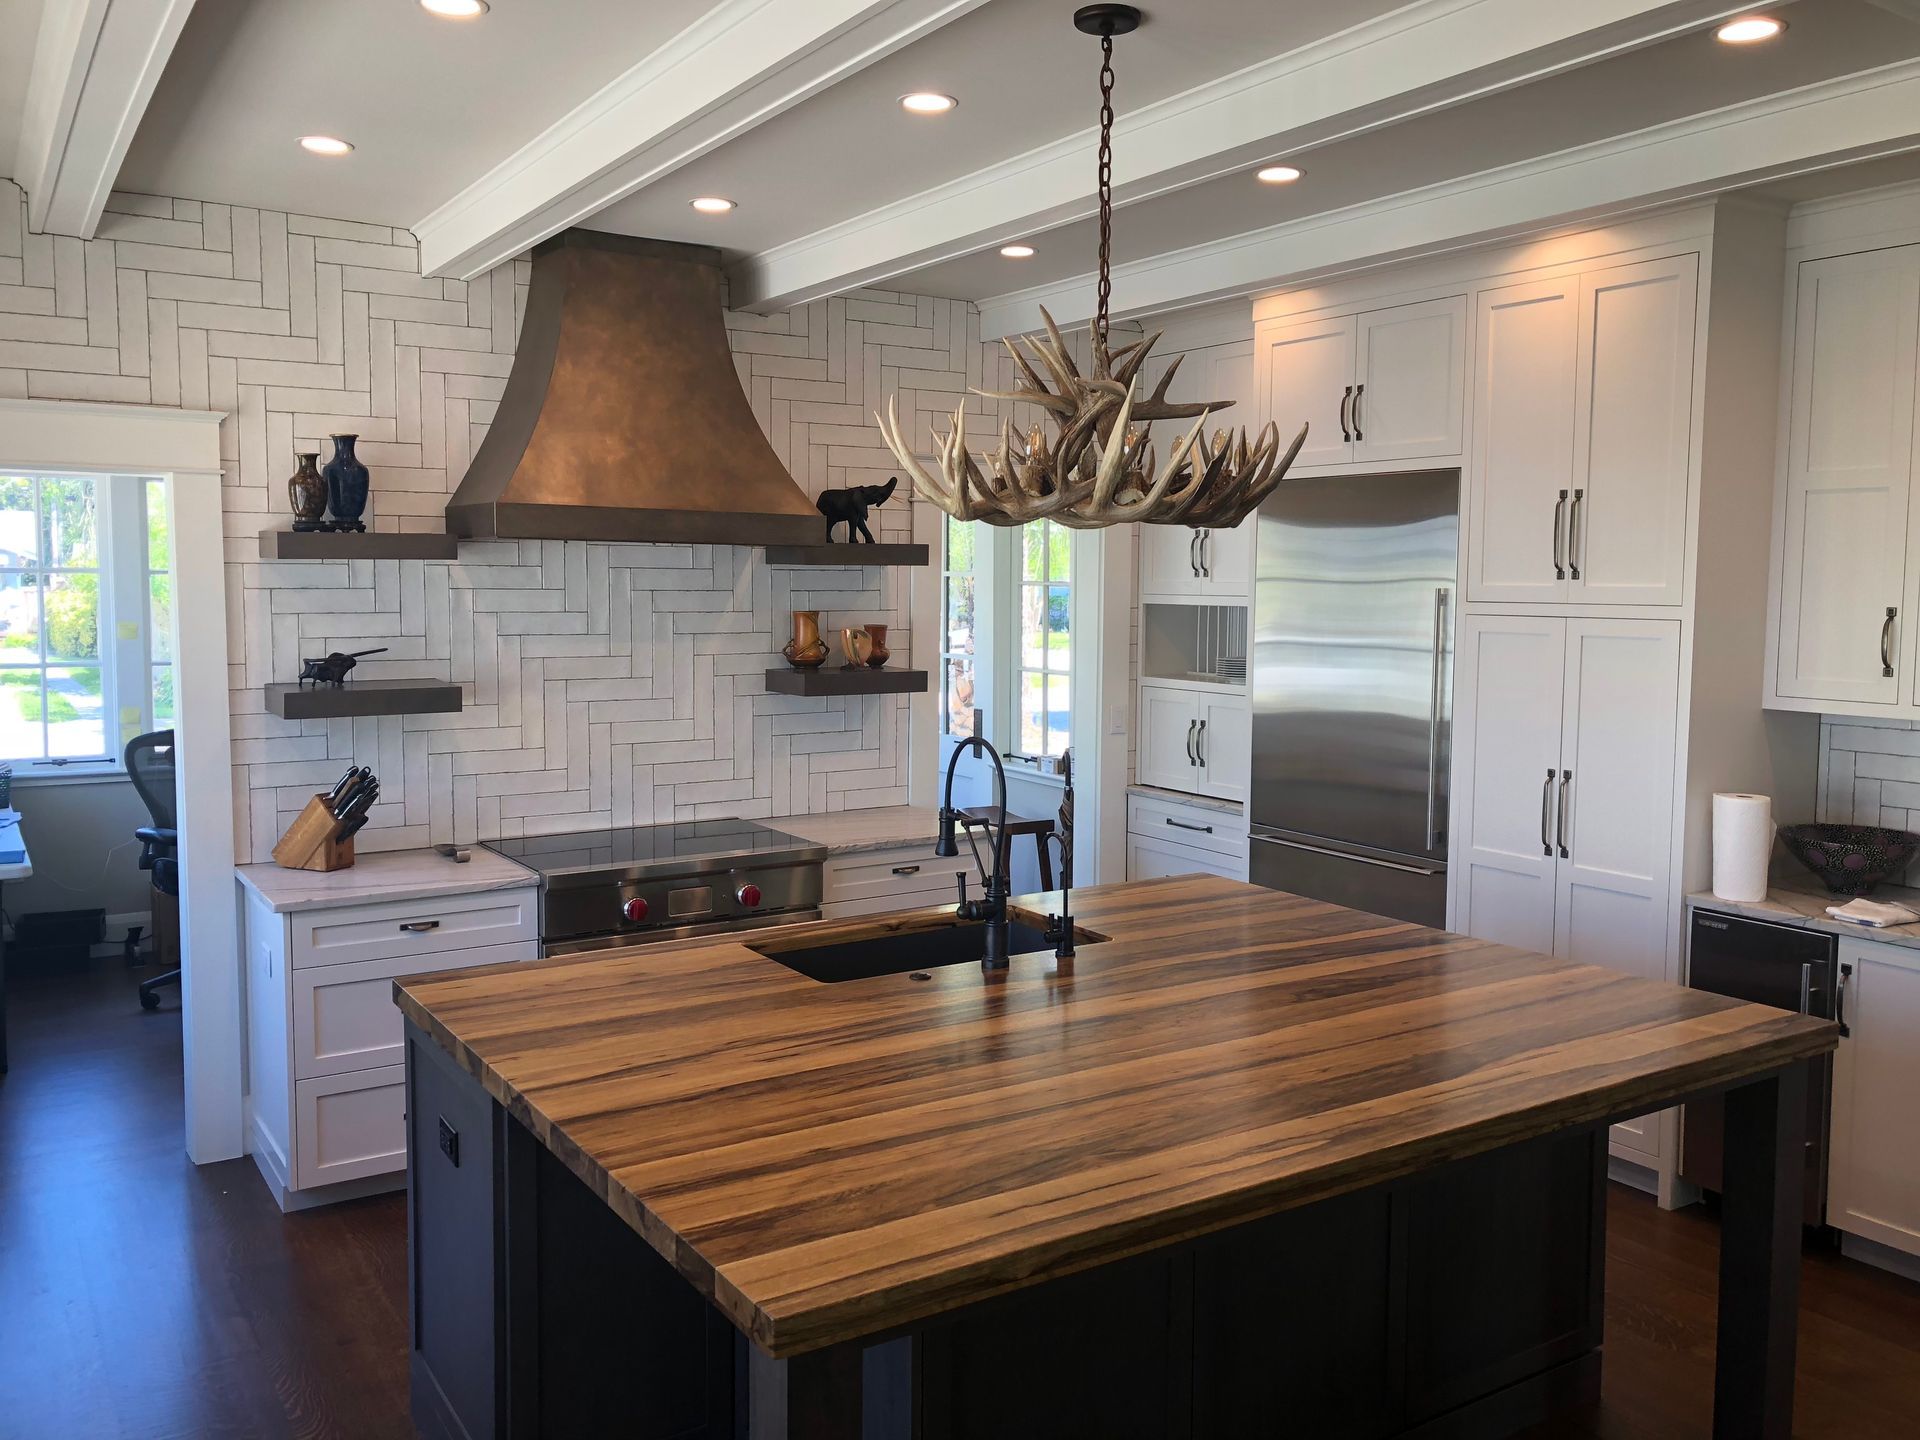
1467;279;1579;604
1353;296;1466;465
1161;340;1259;595
1139;523;1202;598
1128;833;1244;882
294;1065;406;1189
1137;685;1201;793
1568;258;1698;606
1775;247;1920;705
1198;691;1250;805
1831;941;1920;1256
1261;315;1355;469
1552;620;1681;1160
1450;614;1566;954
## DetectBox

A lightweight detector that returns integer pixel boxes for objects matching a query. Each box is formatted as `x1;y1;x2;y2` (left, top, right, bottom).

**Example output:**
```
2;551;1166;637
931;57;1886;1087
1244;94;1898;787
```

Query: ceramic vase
839;627;873;669
287;452;327;530
863;623;890;669
782;610;829;669
323;433;370;532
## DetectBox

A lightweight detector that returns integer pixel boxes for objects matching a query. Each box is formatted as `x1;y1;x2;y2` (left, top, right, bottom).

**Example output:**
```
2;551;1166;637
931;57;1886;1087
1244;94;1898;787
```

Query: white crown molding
411;0;991;279
975;57;1920;339
727;0;1762;312
0;396;225;475
15;0;197;237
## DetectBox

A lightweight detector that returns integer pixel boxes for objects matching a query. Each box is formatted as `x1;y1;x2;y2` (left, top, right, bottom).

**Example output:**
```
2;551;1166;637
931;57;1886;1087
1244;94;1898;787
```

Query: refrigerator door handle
1541;768;1556;857
1251;830;1443;877
1426;587;1447;852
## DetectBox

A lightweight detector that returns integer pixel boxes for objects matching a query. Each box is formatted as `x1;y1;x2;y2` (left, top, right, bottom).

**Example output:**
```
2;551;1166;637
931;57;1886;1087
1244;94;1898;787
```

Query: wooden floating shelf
762;543;929;567
265;680;464;720
259;528;460;560
764;667;929;697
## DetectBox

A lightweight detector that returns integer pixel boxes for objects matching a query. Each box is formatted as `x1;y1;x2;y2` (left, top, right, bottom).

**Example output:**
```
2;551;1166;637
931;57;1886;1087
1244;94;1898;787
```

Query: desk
0;823;33;1072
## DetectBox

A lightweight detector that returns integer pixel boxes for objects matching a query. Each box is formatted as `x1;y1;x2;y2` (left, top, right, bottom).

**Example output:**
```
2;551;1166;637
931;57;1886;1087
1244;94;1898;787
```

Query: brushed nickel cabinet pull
1195;718;1208;768
1339;385;1353;443
1568;489;1585;581
400;920;441;933
1185;719;1199;765
1552;491;1568;580
1351;382;1365;441
1883;607;1897;678
1189;531;1202;577
1541;768;1555;856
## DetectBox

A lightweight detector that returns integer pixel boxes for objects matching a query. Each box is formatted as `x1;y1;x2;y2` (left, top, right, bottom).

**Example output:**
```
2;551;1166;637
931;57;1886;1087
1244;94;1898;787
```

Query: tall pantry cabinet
1255;203;1808;1194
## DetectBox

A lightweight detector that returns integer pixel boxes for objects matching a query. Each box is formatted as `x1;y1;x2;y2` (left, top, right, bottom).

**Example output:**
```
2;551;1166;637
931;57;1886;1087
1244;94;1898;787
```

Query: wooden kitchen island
395;876;1834;1440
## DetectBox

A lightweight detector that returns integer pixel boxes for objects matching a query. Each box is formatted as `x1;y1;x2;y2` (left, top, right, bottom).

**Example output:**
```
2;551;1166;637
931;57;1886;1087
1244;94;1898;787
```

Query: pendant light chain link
1095;30;1115;347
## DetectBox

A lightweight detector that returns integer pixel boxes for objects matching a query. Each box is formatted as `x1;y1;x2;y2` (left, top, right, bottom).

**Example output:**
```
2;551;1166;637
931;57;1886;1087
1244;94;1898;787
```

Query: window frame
0;470;167;775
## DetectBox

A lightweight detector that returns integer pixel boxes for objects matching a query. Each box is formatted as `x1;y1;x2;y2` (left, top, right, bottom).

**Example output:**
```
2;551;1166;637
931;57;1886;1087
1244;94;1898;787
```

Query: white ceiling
115;0;717;223
5;0;1920;329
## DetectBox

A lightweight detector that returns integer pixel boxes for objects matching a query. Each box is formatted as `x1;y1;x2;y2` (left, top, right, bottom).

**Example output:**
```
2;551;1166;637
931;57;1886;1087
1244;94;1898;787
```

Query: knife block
272;792;357;872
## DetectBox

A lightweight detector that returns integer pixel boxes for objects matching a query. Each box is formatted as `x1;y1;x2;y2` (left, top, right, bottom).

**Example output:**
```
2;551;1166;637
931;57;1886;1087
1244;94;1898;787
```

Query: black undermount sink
749;919;1101;983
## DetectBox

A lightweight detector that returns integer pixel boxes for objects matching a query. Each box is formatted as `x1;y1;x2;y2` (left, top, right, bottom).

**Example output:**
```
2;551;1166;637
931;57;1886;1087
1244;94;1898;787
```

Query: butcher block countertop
394;875;1836;1358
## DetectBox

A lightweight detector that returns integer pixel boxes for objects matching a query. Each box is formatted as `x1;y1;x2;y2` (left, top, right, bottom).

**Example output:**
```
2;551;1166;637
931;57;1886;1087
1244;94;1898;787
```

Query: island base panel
406;1023;1608;1440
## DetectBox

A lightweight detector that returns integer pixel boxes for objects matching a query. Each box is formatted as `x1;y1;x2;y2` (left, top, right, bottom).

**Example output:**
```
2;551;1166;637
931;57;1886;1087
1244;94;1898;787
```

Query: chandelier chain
1095;31;1115;346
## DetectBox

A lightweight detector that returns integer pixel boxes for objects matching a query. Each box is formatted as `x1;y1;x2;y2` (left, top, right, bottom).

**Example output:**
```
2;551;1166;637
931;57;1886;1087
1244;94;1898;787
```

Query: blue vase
323;433;369;532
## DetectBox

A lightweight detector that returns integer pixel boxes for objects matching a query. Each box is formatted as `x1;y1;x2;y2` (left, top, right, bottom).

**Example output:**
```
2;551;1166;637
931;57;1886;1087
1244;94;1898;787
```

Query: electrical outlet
438;1117;459;1166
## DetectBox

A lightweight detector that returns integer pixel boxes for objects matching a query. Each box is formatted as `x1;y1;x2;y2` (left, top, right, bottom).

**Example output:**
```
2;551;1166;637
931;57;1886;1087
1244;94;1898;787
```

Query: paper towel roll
1713;792;1774;903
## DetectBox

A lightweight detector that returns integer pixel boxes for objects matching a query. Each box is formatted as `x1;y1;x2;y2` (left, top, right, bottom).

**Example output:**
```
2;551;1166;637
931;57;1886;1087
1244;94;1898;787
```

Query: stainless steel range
484;819;827;956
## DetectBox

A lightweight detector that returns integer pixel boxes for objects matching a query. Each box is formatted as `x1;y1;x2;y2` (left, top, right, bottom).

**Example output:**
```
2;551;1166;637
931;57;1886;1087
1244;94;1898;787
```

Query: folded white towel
1825;898;1920;928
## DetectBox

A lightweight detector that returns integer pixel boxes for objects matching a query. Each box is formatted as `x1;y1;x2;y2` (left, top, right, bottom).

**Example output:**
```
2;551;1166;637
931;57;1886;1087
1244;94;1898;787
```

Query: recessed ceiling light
1000;244;1036;258
298;135;353;157
420;0;488;16
1715;15;1784;44
690;197;736;214
1256;165;1304;185
900;92;959;115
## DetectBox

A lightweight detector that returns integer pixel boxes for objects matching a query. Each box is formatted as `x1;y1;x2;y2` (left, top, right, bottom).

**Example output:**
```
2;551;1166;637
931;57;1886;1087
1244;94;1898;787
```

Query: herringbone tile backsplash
1;180;993;861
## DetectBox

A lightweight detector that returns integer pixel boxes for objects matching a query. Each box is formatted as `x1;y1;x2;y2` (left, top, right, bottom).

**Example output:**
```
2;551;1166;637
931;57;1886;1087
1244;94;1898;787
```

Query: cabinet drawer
294;1065;406;1189
1128;834;1248;883
1127;792;1247;859
290;887;537;970
824;848;971;907
822;892;959;922
293;940;536;1080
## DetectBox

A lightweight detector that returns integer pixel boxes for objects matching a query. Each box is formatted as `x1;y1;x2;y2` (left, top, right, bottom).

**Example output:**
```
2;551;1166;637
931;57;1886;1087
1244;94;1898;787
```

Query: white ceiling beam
728;0;1772;312
412;0;993;280
15;0;197;237
975;58;1920;339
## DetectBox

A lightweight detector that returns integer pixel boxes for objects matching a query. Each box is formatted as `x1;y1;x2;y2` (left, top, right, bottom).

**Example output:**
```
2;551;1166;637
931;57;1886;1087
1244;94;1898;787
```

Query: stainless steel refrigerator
1249;468;1458;926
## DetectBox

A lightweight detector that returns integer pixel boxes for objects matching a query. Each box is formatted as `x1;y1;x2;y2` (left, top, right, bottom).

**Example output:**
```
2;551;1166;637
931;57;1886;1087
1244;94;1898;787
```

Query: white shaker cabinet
1770;246;1920;708
1452;613;1681;1161
1258;297;1465;472
1466;257;1697;606
1134;680;1249;804
1830;939;1920;1258
1139;340;1258;600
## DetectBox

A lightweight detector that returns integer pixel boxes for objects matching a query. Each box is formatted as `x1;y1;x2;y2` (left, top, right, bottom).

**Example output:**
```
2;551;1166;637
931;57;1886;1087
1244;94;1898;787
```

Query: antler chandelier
878;3;1307;530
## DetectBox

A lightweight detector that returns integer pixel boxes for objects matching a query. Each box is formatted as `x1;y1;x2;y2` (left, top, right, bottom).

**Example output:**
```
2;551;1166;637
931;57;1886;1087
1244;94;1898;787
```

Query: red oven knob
736;883;762;908
622;896;649;923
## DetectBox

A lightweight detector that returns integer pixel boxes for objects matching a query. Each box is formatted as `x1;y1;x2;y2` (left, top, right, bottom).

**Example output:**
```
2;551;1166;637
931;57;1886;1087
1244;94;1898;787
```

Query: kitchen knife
332;770;377;819
325;766;362;808
335;780;378;830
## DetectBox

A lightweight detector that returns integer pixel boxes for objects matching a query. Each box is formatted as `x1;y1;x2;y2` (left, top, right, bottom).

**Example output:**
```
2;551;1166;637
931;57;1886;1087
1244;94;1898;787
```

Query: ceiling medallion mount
880;4;1305;530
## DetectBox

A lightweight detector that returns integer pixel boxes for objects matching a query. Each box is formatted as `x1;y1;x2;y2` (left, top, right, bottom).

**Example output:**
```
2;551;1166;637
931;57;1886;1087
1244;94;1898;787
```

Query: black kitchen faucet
934;735;1012;971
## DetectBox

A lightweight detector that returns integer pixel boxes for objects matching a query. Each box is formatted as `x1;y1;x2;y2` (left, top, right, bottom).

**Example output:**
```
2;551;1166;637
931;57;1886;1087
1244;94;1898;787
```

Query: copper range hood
446;230;822;546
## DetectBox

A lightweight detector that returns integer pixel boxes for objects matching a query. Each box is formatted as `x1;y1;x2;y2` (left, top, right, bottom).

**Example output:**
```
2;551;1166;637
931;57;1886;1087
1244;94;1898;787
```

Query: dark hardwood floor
2;960;1916;1439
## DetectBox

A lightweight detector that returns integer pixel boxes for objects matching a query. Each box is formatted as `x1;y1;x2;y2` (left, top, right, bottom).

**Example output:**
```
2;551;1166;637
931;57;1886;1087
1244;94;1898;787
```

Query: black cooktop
484;818;825;880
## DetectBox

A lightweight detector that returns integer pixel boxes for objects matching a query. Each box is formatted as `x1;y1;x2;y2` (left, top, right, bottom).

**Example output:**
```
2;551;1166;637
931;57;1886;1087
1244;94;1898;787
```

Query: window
0;472;169;768
1016;519;1071;760
147;479;174;730
940;514;977;739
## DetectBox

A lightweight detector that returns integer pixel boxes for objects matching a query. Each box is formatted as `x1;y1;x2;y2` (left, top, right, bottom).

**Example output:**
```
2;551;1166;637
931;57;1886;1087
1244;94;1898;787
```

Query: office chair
125;730;179;1011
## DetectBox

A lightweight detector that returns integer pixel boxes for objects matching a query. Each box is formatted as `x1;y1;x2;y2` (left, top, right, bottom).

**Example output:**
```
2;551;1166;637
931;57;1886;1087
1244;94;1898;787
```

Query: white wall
0;178;1001;859
6;777;152;928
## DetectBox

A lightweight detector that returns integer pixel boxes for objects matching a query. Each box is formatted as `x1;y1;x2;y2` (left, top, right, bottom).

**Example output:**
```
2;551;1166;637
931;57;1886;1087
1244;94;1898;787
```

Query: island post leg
1713;1062;1807;1440
743;1334;913;1440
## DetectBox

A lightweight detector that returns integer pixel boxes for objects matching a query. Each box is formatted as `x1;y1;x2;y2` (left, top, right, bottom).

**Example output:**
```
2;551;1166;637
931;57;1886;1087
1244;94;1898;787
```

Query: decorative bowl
1779;823;1920;895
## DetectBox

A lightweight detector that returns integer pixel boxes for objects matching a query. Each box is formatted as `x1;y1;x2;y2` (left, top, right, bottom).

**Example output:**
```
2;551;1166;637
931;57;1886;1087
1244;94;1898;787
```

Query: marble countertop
236;846;538;914
768;806;942;856
1687;882;1920;952
1126;784;1245;817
